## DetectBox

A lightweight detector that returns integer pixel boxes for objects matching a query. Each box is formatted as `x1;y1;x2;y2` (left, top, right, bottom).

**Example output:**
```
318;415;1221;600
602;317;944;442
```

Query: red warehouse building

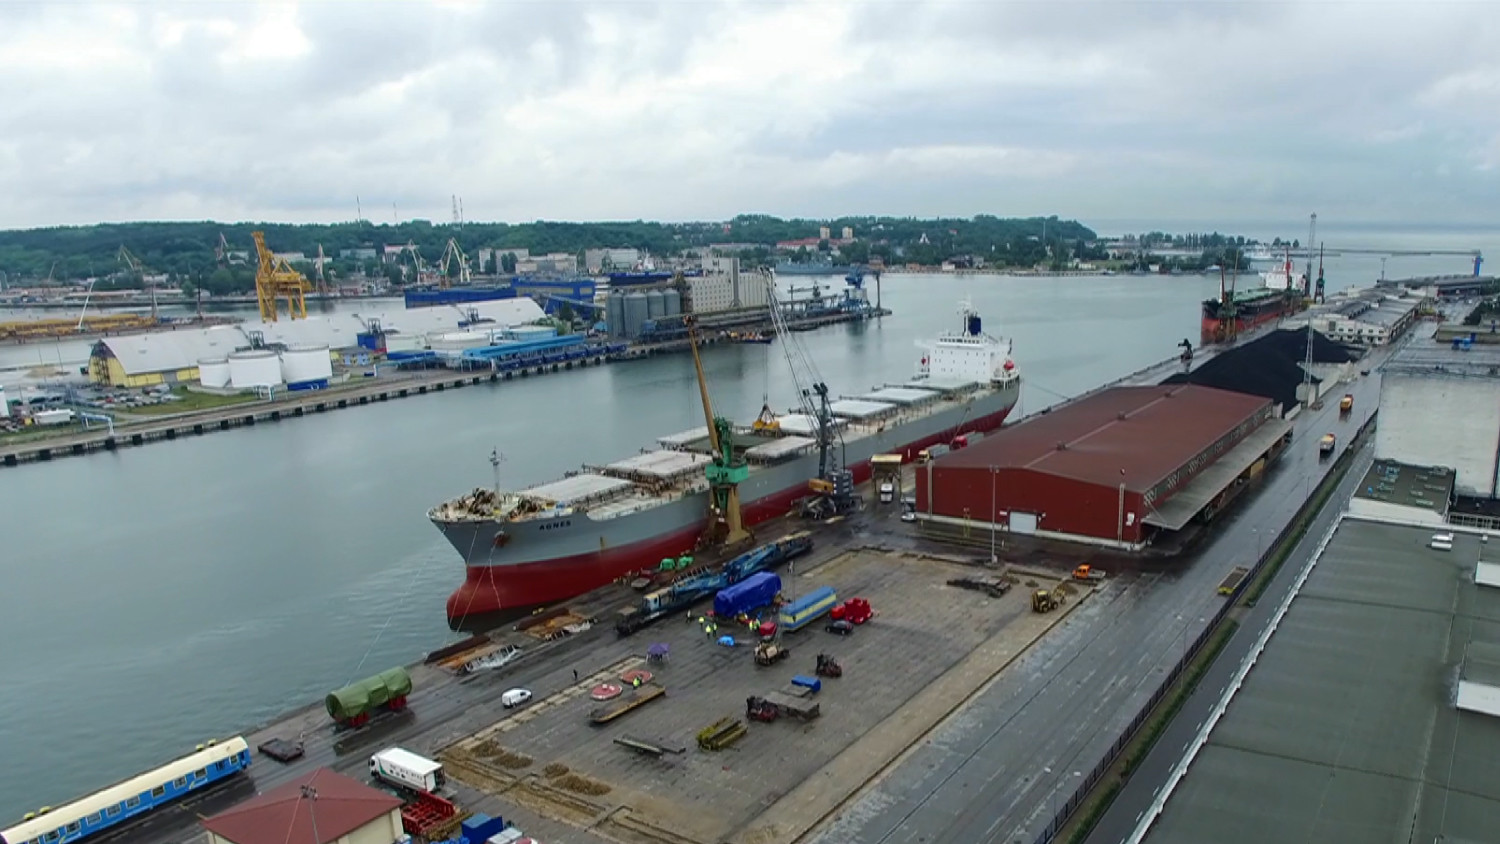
915;384;1293;550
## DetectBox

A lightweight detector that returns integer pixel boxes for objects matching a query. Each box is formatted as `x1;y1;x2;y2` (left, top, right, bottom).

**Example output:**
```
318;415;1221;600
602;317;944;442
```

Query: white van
501;688;533;709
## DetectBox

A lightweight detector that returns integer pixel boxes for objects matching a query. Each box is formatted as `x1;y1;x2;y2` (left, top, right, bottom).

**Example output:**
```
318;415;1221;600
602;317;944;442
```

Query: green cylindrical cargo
325;666;413;722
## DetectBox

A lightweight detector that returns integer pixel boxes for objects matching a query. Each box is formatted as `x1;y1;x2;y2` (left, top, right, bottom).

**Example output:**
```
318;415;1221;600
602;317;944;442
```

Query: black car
826;620;854;636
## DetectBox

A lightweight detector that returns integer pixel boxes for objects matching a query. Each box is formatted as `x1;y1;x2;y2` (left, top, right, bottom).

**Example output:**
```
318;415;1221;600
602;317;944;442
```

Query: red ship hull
1201;305;1290;346
446;404;1015;621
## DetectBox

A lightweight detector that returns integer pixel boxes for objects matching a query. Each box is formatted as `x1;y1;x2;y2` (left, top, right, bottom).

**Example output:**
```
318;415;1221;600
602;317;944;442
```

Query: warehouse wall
1378;374;1500;497
920;465;1146;544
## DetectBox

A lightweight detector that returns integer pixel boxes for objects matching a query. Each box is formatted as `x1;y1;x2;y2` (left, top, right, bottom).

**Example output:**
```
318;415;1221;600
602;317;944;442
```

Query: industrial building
200;768;403;844
1142;518;1500;844
1281;289;1420;346
1376;271;1494;299
584;247;642;273
88;299;545;388
916;385;1292;550
1347;459;1454;525
1376;337;1500;501
603;256;773;340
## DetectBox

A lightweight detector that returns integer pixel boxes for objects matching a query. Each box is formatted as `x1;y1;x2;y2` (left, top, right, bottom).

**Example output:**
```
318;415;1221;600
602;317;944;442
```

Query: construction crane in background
116;246;159;321
252;231;310;322
684;312;751;548
439;238;472;289
1304;213;1317;299
402;241;438;286
766;285;858;519
313;244;330;295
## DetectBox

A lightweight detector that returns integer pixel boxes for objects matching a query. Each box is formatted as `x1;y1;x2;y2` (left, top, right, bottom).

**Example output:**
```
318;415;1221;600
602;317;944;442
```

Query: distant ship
429;303;1022;621
774;261;854;276
404;286;514;308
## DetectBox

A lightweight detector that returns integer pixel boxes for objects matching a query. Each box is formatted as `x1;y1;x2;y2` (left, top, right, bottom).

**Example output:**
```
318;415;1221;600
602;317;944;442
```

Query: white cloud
0;0;1495;228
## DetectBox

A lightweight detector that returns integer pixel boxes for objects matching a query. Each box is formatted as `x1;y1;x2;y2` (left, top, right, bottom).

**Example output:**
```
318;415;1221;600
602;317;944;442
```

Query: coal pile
1163;329;1361;411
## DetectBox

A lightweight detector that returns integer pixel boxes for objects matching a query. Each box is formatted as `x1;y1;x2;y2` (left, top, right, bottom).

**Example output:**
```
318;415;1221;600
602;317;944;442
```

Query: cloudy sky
1;0;1497;231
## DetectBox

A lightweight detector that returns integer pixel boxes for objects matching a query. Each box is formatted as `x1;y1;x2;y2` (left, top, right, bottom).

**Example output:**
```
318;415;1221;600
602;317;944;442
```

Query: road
1083;436;1376;844
804;348;1394;844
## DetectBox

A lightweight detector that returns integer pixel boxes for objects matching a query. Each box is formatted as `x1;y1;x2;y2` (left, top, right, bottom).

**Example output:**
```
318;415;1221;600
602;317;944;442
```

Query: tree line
0;215;1099;294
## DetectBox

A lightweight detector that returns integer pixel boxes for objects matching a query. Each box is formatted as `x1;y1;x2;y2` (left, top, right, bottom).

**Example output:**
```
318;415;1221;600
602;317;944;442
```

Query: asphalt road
1083;435;1377;844
804;355;1393;844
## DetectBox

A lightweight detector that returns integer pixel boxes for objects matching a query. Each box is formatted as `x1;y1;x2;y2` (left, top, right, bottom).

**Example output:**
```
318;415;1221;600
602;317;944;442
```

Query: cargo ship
404;286;514;308
1201;258;1306;346
774;261;853;276
429;304;1021;620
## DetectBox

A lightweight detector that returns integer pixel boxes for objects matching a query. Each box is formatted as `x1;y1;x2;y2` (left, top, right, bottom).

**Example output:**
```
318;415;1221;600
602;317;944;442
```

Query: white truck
878;481;895;503
370;747;445;793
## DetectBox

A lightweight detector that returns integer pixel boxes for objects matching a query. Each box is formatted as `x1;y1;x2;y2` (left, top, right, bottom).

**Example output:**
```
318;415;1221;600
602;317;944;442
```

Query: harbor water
0;251;1487;821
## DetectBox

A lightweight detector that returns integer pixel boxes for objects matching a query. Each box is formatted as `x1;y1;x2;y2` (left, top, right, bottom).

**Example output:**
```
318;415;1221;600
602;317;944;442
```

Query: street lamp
990;465;998;564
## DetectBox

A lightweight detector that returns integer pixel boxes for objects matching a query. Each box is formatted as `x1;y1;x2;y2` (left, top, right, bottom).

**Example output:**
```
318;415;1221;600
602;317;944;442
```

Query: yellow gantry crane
252;231;311;322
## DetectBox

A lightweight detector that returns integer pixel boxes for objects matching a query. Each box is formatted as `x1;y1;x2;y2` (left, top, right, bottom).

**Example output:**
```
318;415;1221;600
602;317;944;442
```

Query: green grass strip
1063;619;1240;844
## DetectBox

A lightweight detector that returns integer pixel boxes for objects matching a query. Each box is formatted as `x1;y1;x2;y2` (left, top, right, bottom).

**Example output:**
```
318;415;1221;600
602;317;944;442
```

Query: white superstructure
915;300;1019;386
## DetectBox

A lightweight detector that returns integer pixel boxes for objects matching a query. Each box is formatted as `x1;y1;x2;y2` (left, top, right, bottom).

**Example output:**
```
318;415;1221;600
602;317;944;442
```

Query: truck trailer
370;747;445;793
779;586;839;633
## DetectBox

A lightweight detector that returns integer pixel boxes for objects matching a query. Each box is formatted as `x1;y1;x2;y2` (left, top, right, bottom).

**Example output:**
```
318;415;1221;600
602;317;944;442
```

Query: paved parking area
442;550;1081;844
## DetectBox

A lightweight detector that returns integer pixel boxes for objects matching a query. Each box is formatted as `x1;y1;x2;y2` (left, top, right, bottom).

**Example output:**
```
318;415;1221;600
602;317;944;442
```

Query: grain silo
607;292;626;339
623;291;649;340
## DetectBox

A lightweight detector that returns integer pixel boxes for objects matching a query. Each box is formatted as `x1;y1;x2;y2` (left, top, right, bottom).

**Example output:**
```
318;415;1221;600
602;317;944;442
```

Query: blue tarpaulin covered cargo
714;572;782;619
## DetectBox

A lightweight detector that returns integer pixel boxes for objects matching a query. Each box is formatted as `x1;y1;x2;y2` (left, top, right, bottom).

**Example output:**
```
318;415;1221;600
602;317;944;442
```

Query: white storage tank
663;288;682;317
280;345;333;388
228;349;284;389
646;289;665;320
197;357;231;389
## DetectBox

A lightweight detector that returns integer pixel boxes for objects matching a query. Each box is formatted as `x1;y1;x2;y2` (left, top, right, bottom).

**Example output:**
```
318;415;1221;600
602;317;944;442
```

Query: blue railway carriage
1;737;251;844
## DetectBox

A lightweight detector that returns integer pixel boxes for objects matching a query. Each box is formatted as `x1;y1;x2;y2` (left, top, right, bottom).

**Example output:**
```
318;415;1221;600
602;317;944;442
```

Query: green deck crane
685;314;750;547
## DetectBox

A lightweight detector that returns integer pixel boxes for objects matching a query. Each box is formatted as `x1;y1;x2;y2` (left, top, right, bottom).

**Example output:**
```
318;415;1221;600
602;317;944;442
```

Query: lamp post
990;465;998;564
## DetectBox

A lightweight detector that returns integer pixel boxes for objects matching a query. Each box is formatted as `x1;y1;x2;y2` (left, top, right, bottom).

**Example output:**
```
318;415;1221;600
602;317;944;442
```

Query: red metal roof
200;768;401;844
941;384;1271;491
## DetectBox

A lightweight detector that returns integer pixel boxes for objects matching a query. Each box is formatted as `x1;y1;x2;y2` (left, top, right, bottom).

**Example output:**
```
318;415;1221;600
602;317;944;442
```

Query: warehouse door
1010;511;1038;534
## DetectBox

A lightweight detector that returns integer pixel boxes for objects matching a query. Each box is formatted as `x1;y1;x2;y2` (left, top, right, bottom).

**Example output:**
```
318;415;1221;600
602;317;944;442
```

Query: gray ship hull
437;378;1020;618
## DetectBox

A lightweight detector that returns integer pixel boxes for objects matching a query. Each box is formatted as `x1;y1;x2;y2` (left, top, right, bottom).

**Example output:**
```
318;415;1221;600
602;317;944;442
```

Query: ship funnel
967;314;982;336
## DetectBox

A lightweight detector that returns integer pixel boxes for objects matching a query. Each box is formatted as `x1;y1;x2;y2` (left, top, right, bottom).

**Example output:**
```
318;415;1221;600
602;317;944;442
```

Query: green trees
0;214;1105;284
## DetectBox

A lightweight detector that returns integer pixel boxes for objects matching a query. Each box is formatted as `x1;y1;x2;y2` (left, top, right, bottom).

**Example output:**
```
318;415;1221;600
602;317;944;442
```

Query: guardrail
1026;411;1377;844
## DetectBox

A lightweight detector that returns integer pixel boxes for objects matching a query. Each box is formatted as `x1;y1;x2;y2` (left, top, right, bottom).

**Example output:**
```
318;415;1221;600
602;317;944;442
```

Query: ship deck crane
684;309;751;548
252;231;311;322
765;283;857;519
